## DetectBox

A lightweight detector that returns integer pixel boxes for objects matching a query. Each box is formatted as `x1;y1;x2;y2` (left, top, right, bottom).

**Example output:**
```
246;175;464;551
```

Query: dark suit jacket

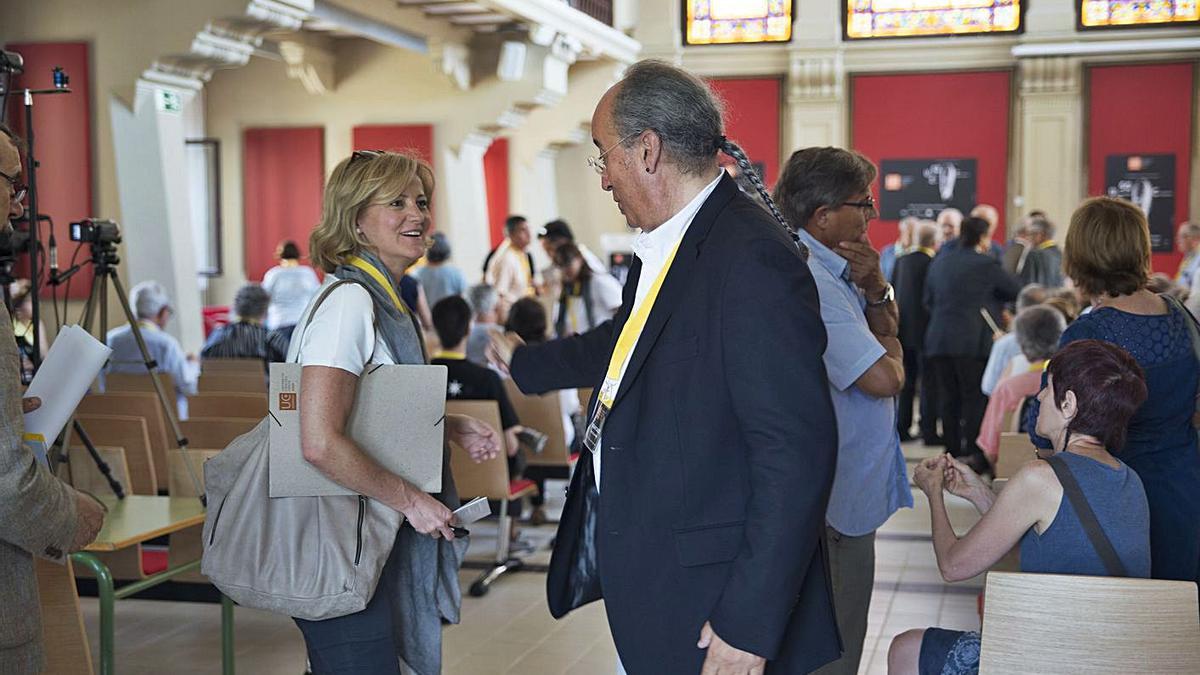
509;175;841;673
893;250;932;351
1019;244;1064;288
937;237;1003;262
923;246;1022;360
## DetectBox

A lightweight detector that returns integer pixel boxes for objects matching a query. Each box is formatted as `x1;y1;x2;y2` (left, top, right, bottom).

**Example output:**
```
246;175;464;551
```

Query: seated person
200;283;289;366
105;280;198;418
982;284;1046;396
431;296;524;465
465;283;501;367
888;339;1151;675
976;305;1066;462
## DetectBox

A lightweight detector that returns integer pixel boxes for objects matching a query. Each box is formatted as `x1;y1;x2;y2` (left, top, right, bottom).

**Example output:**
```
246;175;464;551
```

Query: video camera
69;218;121;245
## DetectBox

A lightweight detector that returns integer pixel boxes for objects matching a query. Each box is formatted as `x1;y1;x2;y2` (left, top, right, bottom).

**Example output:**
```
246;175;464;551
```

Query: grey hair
467;283;498;317
774;146;878;233
1180;221;1200;237
234;283;271;320
611;59;797;250
915;220;939;248
130;280;171;319
1029;216;1055;238
1014;305;1066;362
1016;283;1048;312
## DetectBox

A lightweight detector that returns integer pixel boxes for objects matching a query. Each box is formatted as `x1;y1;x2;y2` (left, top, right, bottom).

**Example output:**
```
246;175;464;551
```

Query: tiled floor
78;442;983;674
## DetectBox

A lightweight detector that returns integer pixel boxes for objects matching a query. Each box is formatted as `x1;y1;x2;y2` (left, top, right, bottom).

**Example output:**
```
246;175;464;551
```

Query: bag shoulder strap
292;278;380;364
1158;294;1200;416
1045;454;1128;577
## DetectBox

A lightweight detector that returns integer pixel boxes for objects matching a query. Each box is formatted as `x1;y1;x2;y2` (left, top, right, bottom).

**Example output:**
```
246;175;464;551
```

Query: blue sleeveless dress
919;452;1151;675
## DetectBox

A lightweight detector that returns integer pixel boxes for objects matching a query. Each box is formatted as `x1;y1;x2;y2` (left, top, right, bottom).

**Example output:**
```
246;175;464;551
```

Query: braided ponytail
719;138;808;260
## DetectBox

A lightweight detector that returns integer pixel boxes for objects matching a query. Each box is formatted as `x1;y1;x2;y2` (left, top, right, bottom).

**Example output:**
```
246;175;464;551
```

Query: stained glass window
685;0;793;45
1079;0;1199;28
844;0;1023;39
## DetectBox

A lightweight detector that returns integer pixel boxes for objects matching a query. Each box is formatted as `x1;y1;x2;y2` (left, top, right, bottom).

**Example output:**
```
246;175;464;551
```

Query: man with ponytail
490;60;839;673
774;147;913;674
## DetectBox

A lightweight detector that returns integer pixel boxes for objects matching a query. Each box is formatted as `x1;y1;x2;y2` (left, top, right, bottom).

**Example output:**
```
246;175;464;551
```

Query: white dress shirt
594;171;723;491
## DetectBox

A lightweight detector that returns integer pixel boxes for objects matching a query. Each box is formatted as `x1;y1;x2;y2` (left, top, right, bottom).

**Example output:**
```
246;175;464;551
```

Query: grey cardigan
0;302;81;673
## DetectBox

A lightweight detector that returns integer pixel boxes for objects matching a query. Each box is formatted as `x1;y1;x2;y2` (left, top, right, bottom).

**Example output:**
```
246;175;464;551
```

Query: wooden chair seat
508;478;539;500
76;392;173;488
186;393;268;419
200;357;265;374
980;571;1200;672
502;379;572;467
198;372;266;394
102;371;176;395
995;432;1037;480
71;415;157;494
179;417;258;450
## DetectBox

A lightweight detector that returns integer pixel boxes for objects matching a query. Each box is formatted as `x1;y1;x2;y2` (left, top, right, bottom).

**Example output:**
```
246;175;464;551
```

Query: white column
439;133;494;282
1014;56;1083;226
109;73;205;354
785;52;847;153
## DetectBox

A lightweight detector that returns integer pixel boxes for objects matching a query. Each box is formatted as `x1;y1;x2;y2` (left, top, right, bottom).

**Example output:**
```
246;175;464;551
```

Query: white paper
268;362;448;497
23;325;113;444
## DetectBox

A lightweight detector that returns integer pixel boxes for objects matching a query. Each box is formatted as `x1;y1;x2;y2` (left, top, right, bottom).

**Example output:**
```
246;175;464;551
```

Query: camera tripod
52;238;205;503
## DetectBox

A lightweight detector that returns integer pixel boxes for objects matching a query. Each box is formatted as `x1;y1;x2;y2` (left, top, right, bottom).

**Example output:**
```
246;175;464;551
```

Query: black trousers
897;347;939;441
929;355;989;459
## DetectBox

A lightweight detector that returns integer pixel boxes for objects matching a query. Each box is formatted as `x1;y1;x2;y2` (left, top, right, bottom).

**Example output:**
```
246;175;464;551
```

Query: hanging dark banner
1104;153;1175;252
879;158;978;221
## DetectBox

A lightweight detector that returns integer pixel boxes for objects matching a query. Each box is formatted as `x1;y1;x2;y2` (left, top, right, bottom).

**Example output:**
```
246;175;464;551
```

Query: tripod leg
105;274;205;504
72;419;125;499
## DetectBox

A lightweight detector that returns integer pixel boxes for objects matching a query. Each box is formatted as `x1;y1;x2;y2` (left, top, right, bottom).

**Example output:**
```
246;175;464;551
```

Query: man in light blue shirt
777;147;914;675
105;281;199;418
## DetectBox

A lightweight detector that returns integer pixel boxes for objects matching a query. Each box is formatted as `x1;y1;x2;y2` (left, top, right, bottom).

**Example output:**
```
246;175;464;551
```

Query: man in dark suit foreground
490;60;840;674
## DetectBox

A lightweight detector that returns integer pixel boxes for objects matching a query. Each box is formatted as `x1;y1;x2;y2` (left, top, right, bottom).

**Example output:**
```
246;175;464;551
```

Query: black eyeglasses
842;197;876;212
350;149;385;163
0;168;26;203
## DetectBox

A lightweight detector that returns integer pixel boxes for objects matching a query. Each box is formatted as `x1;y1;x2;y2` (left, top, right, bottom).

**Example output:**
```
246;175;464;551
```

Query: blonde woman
293;149;499;673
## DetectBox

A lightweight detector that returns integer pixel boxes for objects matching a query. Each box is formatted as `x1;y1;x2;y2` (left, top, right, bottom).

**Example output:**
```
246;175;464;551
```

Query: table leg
70;552;114;675
221;594;235;674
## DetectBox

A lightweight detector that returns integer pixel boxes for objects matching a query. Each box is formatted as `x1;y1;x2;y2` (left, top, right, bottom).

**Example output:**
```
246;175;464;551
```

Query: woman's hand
399;490;455;540
944;455;987;500
446;414;501;462
914;455;948;496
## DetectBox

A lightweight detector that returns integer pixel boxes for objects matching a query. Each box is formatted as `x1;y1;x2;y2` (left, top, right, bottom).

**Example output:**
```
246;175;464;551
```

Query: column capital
1019;55;1081;95
788;52;844;102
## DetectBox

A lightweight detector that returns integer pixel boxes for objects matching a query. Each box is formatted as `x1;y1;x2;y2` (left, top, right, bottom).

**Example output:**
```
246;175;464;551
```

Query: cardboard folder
268;362;448;497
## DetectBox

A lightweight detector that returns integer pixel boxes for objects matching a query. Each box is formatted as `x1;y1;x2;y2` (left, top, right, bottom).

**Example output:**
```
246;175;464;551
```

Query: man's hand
445;414;501;462
698;622;766;675
69;491;106;552
485;331;525;377
21;397;41;414
837;234;887;297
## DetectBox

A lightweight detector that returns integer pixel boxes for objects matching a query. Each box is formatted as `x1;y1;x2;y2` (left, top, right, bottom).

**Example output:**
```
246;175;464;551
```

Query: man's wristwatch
866;283;894;307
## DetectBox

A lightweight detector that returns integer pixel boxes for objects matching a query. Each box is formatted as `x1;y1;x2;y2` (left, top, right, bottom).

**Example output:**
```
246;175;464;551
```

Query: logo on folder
278;392;297;411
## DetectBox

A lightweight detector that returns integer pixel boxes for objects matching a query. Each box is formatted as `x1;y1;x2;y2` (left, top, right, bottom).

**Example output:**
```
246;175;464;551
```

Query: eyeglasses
842;197;876;213
350;149;385;163
0;168;26;203
586;131;642;175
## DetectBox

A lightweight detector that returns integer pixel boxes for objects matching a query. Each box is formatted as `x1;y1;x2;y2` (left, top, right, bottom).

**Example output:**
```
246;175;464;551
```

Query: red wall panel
851;70;1012;250
1087;62;1195;275
352;124;434;165
5;42;93;298
243;127;325;281
483;137;509;247
709;78;782;188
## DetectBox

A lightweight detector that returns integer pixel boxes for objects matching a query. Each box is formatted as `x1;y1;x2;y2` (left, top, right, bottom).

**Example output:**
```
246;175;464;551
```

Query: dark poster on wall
879;158;978;220
1104;153;1176;252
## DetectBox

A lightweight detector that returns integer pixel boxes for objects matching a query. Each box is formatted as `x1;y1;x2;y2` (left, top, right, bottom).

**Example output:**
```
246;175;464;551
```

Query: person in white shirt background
261;239;321;340
484;215;537;315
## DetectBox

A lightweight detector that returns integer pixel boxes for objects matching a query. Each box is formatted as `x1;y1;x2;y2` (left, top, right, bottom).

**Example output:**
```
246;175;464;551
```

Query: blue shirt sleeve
816;277;886;393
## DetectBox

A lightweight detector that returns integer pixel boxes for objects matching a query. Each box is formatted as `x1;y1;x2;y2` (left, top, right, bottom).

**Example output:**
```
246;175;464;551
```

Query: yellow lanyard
1038;240;1057;250
346;255;407;314
597;240;683;407
433;350;465;360
916;247;935;257
1028;359;1048;373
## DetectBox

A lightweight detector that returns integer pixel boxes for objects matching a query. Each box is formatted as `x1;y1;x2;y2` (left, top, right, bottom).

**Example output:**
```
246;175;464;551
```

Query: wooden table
70;495;235;675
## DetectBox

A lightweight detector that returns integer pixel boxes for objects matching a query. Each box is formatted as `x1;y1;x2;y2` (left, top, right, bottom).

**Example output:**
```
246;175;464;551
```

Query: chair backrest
76;392;173;487
198;372;267;394
996;433;1037;479
577;387;593;415
180;417;259;449
168;449;221;497
72;414;157;494
980;571;1200;673
103;371;176;395
200;357;265;374
502;378;571;466
445;400;510;501
36;557;94;675
67;445;129;498
186;393;268;419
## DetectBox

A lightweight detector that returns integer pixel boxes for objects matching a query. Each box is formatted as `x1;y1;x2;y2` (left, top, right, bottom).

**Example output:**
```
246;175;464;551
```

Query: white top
263;264;322;329
484;240;534;307
287;278;393;374
554;273;625;336
594;171;723;492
